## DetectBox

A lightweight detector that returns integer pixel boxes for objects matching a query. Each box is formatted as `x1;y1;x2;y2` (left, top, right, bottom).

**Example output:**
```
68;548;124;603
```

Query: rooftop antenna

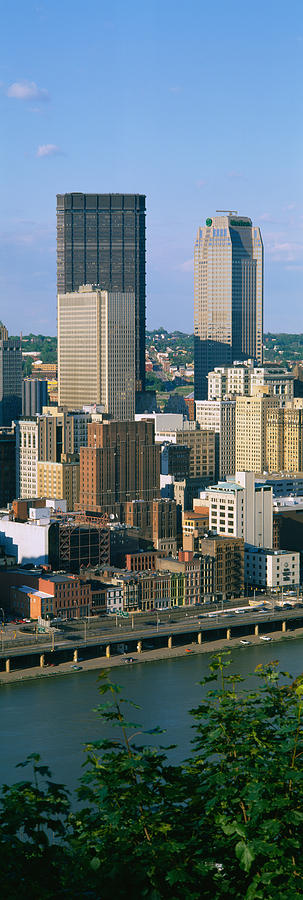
216;210;238;215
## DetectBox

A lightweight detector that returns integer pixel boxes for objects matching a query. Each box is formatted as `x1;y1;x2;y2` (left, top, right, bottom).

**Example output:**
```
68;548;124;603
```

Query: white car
260;635;272;642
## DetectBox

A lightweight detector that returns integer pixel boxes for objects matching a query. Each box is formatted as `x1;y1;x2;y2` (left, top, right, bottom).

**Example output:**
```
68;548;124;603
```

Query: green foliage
1;656;303;898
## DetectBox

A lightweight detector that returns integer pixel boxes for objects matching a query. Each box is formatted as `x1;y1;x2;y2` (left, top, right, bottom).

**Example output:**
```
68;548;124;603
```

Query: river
1;638;303;794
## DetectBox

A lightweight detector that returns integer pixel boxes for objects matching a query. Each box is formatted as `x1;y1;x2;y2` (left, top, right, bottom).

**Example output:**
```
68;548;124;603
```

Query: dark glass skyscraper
0;325;22;426
56;193;146;391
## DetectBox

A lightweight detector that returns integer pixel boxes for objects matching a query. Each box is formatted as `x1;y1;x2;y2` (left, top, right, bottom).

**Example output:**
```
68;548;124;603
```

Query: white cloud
265;237;303;263
177;258;194;272
36;144;62;157
259;212;274;222
7;80;49;101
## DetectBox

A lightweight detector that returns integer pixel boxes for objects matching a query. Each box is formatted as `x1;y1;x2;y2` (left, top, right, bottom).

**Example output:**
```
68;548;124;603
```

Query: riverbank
1;624;303;685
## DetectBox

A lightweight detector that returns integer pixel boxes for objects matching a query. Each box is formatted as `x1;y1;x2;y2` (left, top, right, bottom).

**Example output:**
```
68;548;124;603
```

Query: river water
1;639;303;794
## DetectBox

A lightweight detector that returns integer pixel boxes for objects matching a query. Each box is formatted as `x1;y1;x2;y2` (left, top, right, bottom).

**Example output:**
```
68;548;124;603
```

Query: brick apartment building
6;571;106;619
79;420;160;512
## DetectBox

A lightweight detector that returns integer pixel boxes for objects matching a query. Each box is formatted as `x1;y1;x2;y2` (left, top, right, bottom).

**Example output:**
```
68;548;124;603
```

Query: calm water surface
1;639;303;793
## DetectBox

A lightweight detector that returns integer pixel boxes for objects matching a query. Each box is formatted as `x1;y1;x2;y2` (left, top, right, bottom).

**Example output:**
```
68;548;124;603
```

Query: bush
1;654;303;898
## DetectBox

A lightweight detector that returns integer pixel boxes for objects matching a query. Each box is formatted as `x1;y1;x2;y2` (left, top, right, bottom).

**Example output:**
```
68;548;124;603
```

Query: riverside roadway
1;603;303;661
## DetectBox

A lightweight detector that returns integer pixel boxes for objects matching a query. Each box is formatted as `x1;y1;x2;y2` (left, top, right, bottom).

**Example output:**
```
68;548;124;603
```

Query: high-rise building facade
16;417;40;498
195;399;236;478
0;427;16;507
266;399;303;473
194;212;263;399
58;285;135;420
56;193;146;391
37;454;80;511
207;362;294;403
79;420;160;512
0;325;22;426
175;428;216;479
235;389;280;474
204;472;273;548
16;409;84;499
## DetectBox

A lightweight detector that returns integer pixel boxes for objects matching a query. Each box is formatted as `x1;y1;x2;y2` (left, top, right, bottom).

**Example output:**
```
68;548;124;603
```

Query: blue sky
1;0;302;335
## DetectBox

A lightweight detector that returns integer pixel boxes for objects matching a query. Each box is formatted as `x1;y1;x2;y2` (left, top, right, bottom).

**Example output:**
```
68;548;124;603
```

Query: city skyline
1;0;302;336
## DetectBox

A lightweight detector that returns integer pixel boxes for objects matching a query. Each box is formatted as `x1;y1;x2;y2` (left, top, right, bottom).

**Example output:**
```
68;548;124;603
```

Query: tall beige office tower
235;389;280;474
194;212;263;399
266;407;285;472
58;285;135;421
195;399;236;478
266;399;303;473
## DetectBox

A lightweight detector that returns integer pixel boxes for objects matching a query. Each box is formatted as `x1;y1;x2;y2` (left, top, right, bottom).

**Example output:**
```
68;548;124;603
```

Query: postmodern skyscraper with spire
56;193;146;392
194;211;263;400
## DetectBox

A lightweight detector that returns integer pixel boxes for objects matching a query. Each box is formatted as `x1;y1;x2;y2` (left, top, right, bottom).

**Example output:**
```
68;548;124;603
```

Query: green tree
1;656;303;898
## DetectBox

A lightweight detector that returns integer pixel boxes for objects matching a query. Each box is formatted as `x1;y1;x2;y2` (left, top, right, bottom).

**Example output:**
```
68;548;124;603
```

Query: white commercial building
207;362;294;404
135;413;195;443
15;418;39;498
245;547;300;590
106;583;123;614
195;399;236;478
0;512;51;565
201;471;273;548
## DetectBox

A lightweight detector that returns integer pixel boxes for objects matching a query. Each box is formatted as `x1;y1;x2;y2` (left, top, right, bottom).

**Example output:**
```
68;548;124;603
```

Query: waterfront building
245;546;300;591
194;213;263;400
56;192;146;391
199;535;244;600
10;573;92;620
0;324;22;426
